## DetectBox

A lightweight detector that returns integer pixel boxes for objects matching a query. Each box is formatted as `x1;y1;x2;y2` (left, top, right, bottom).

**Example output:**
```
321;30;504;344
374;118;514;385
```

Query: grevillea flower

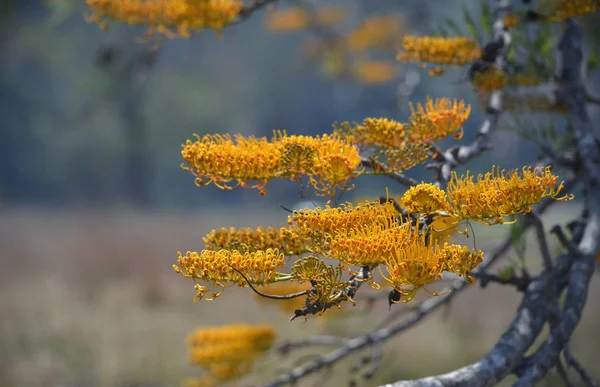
440;244;484;284
346;14;405;52
472;67;508;92
264;5;348;32
287;200;399;252
381;228;445;301
397;36;481;66
181;133;282;195
181;132;361;197
352;60;399;84
85;0;243;37
309;133;363;197
275;132;320;178
263;7;310;32
203;226;306;255
447;166;574;225
187;323;276;382
408;98;470;142
326;221;413;266
336;117;406;149
538;0;600;22
174;248;285;300
472;68;541;93
499;91;565;114
401;183;449;214
503;12;520;28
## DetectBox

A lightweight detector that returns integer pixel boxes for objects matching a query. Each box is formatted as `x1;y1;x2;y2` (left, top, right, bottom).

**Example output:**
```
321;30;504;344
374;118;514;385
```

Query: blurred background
1;1;599;386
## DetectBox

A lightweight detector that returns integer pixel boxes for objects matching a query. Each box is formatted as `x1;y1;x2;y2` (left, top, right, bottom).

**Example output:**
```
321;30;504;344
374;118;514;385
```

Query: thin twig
361;158;418;187
229;265;311;300
564;344;598;387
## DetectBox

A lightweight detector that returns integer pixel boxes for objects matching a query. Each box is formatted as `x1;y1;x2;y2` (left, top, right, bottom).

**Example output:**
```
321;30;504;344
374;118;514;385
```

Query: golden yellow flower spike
397;36;481;67
408;98;471;142
401;183;449;214
203;226;306;256
538;0;600;22
187;323;276;382
447;166;573;225
174;248;285;300
381;228;446;302
85;0;243;37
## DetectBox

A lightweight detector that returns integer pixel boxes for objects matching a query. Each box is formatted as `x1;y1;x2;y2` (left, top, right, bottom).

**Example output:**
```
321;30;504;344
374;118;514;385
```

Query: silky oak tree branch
430;0;512;188
236;0;279;23
262;194;558;387
361;158;419;187
513;19;600;386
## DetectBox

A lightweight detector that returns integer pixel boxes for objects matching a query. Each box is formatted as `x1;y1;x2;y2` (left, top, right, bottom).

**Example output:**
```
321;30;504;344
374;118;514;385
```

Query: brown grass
0;206;598;387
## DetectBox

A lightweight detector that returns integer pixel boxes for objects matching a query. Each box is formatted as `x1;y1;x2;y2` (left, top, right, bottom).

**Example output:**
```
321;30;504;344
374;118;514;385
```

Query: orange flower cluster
181;132;362;197
538;0;600;22
371;226;483;301
397;36;481;68
382;235;484;300
501;92;565;114
85;0;243;37
287;199;483;299
187;324;276;384
447;166;573;225
287;200;399;253
408;98;470;142
336;98;470;173
264;5;348;32
472;67;541;93
346;15;406;52
174;248;285;300
352;60;399;84
401;183;448;214
503;12;520;28
203;226;306;255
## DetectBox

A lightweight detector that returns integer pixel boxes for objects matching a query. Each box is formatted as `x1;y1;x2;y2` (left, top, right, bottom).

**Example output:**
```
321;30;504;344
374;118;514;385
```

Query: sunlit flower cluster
174;248;285;300
401;183;448;214
287;200;399;253
408;98;470;142
397;36;481;68
181;132;362;197
203;226;306;256
447;166;573;225
335;98;470;173
85;0;243;37
440;244;484;284
538;0;600;22
187;324;276;384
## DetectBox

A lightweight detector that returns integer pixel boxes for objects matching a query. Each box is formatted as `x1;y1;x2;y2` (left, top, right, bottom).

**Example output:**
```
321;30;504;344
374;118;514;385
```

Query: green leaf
437;25;448;37
480;2;492;38
540;36;557;57
446;19;463;37
588;49;599;72
462;3;479;42
497;266;517;281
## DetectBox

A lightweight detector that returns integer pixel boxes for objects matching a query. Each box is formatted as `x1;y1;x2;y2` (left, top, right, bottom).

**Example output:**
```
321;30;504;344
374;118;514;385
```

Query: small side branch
361;158;418;187
430;0;512;188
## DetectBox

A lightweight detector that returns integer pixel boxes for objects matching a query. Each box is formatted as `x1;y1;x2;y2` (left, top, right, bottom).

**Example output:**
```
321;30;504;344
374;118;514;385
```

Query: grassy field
0;206;598;387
